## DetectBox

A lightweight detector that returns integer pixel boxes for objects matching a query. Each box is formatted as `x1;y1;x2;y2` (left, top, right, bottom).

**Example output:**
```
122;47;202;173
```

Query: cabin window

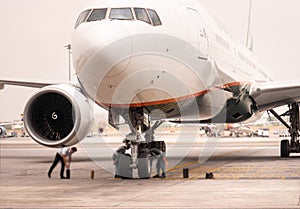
75;9;92;28
134;8;151;24
87;9;107;22
109;8;134;20
148;9;162;26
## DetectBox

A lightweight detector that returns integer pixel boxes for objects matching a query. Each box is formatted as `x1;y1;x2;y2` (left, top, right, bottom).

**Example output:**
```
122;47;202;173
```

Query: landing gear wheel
119;154;133;179
137;153;152;179
281;140;290;158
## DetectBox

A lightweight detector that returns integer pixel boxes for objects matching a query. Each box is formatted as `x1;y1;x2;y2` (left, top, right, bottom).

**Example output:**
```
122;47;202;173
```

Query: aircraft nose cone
72;22;132;74
71;22;132;100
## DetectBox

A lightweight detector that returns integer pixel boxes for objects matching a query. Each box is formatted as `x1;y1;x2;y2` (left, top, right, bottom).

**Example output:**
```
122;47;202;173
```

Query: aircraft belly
85;53;231;120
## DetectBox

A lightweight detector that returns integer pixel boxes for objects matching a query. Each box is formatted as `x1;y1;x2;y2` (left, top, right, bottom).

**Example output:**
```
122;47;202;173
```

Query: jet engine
0;126;6;137
23;84;93;147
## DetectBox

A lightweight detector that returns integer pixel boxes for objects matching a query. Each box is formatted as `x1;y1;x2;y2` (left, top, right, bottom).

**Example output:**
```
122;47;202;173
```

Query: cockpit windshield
75;9;91;29
134;8;151;24
87;9;107;22
75;7;162;29
148;9;162;26
109;8;134;20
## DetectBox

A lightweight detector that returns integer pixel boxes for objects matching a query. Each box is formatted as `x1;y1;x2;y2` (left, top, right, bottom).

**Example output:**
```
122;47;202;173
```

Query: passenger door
188;8;209;59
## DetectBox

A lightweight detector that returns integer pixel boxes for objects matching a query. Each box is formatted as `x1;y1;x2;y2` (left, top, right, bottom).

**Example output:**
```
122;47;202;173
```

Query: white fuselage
72;0;270;121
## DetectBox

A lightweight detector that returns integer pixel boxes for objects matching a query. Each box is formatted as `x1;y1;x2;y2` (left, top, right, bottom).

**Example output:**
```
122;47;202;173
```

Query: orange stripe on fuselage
97;81;248;108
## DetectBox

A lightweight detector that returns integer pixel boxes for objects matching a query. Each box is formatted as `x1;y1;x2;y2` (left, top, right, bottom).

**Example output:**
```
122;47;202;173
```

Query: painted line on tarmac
167;146;250;174
167;161;198;172
166;146;272;180
209;147;250;160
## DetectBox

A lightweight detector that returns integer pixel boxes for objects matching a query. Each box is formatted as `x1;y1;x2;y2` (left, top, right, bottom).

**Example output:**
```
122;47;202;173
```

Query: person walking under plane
48;146;77;179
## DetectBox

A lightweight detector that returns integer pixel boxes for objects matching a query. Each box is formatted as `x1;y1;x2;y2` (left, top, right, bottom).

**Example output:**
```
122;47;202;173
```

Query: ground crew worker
48;146;77;179
112;145;127;178
151;148;167;178
112;139;131;178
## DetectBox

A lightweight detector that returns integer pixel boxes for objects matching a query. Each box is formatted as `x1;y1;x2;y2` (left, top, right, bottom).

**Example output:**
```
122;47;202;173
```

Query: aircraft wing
251;81;300;112
0;79;69;89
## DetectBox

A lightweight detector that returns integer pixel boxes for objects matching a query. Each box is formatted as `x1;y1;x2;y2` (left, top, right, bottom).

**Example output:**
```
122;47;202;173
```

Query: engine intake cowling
24;84;93;147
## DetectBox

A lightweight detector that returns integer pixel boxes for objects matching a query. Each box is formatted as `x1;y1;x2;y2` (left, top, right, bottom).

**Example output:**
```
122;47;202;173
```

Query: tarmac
0;134;299;208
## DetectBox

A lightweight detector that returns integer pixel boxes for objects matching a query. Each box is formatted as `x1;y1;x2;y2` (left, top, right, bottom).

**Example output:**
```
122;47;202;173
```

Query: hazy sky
1;0;300;121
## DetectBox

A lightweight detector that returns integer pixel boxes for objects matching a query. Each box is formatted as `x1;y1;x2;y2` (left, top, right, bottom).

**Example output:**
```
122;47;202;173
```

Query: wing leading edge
0;79;70;89
251;81;300;112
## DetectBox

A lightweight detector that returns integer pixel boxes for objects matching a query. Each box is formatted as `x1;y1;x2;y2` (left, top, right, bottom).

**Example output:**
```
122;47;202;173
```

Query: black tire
118;154;133;179
281;140;290;158
137;153;151;179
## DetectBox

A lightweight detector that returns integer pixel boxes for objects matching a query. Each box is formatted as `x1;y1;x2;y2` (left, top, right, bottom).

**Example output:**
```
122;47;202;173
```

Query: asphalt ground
0;135;299;208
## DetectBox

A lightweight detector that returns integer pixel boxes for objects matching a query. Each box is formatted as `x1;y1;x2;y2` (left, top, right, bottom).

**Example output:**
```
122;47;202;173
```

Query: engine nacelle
24;84;93;147
0;126;6;137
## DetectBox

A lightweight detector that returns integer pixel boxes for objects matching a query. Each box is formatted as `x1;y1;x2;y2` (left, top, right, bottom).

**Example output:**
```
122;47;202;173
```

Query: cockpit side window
134;8;151;24
148;9;162;26
109;8;134;20
75;9;92;29
87;9;107;22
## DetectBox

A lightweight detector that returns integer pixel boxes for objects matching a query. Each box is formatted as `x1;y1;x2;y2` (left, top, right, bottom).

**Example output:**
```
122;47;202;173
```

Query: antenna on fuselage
246;0;253;51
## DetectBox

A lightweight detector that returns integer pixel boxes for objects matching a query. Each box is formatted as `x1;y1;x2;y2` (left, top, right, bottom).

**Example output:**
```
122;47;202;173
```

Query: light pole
64;44;72;81
246;0;253;49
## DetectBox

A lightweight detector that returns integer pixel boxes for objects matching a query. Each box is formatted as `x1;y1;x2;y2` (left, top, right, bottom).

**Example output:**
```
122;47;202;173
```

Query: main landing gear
110;107;166;179
269;103;300;157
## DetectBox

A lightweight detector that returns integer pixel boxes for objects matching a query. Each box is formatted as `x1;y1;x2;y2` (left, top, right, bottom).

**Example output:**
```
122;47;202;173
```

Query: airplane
228;125;255;138
0;125;6;138
1;0;299;178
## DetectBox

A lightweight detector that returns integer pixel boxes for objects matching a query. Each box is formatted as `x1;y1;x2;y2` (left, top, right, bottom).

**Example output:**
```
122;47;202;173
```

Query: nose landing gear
110;107;166;179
